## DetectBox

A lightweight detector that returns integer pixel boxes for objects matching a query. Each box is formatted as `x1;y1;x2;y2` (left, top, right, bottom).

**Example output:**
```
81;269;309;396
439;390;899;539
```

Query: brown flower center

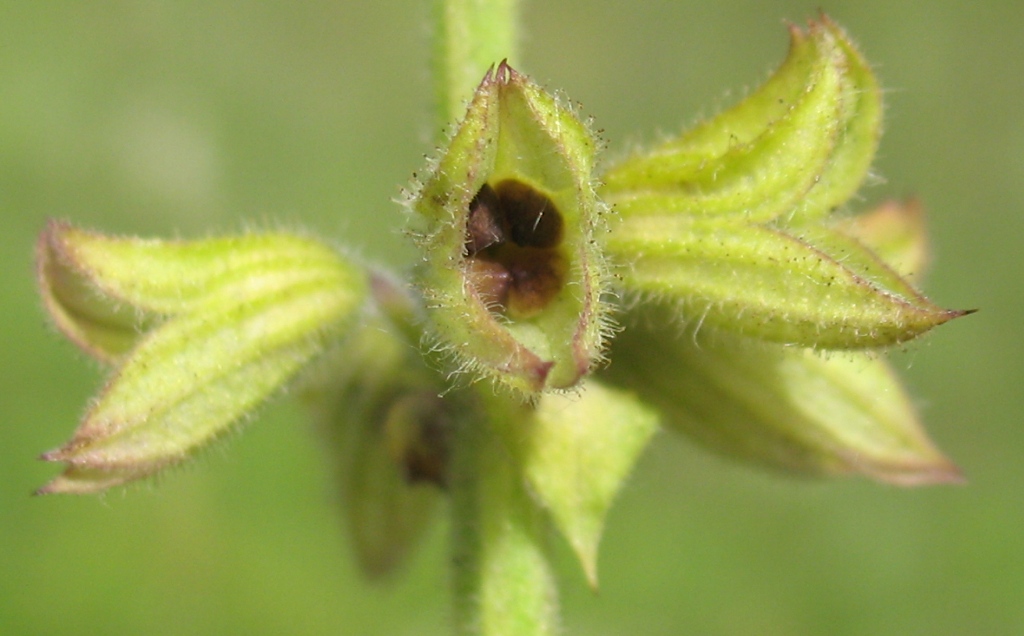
464;179;567;319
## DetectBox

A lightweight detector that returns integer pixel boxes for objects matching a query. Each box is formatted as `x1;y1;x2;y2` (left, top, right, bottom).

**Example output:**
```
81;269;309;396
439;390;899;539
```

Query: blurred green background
2;2;1020;634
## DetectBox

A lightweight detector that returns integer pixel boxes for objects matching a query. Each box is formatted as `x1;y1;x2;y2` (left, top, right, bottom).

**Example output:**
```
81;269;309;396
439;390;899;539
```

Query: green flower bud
36;222;368;494
307;299;448;579
604;308;961;486
596;16;968;350
409;61;610;397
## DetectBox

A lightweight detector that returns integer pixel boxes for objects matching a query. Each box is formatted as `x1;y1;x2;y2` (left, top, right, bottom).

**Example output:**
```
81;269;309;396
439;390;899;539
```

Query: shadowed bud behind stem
303;274;449;578
409;61;611;398
36;222;369;494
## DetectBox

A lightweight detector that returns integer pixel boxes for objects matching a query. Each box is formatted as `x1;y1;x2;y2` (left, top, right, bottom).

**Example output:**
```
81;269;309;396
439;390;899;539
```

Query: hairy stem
450;397;560;636
433;2;559;634
433;0;519;125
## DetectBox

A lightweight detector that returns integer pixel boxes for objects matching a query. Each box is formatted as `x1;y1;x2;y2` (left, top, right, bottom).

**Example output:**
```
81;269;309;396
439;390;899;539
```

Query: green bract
495;383;658;586
410;61;610;398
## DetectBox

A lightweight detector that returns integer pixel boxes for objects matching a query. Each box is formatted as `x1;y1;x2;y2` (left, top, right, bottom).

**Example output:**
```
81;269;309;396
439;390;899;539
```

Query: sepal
37;222;368;493
600;17;880;224
605;218;965;348
604;309;961;485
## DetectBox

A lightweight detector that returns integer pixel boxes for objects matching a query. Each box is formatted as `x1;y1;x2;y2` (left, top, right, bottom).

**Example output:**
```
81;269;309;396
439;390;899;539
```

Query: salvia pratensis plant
35;2;970;634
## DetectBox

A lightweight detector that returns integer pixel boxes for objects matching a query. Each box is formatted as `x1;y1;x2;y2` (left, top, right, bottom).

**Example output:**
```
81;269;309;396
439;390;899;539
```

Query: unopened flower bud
604;307;961;485
598;18;966;349
307;304;448;579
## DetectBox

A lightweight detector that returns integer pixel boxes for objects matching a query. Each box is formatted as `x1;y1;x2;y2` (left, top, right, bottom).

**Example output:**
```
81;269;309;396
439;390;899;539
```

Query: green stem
433;2;557;634
433;0;519;125
450;396;560;636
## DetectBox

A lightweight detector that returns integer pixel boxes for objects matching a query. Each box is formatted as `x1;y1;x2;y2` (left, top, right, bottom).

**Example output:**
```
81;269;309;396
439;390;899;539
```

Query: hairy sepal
606;217;964;349
604;311;961;485
601;17;878;224
410;62;610;398
37;224;368;494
